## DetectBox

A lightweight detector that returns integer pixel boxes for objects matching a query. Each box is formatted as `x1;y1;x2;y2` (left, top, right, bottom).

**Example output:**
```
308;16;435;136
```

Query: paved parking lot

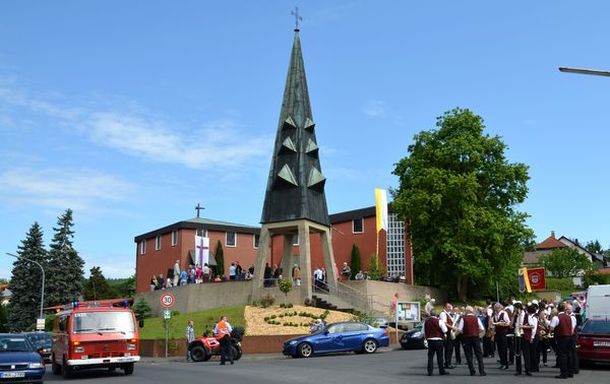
42;348;610;384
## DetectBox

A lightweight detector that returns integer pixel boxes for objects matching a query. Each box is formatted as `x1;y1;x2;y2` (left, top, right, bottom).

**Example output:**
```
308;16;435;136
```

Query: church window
226;231;237;247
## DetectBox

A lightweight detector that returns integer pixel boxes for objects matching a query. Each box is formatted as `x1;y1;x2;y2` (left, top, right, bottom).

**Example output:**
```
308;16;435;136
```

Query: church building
133;19;413;294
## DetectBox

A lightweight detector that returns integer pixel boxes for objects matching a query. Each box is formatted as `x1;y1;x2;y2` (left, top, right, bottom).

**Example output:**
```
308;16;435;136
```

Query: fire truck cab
51;301;140;378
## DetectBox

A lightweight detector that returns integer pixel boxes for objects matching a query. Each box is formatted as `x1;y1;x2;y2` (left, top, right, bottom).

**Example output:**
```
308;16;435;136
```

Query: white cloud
0;80;272;170
363;99;387;118
0;167;135;212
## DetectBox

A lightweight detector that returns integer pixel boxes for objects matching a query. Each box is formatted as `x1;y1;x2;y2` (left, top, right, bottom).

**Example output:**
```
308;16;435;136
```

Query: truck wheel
190;346;208;362
123;362;134;375
62;359;73;379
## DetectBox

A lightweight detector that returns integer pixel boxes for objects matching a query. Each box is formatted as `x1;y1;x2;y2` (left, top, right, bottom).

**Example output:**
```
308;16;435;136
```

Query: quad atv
188;326;244;362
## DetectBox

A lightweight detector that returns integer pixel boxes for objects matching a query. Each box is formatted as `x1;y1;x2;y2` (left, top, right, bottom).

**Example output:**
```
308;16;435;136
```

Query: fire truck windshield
72;311;135;334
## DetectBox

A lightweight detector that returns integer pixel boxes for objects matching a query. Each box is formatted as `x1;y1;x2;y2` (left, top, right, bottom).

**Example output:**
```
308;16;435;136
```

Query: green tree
392;108;532;300
8;223;47;331
585;240;603;255
0;304;8;332
278;279;292;304
215;241;225;278
132;298;152;321
367;255;383;280
108;275;136;298
45;209;85;306
540;248;593;278
82;266;116;300
350;244;362;279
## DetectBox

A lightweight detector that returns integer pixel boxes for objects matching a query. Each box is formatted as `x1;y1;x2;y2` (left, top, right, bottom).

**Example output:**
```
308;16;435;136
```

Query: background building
134;205;413;293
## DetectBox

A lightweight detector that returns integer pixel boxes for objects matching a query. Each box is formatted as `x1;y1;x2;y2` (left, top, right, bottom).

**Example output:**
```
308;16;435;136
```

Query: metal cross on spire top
195;203;205;218
292;6;302;31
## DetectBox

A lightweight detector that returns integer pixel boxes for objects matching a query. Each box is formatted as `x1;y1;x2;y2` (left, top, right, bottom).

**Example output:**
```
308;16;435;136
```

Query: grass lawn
139;305;245;340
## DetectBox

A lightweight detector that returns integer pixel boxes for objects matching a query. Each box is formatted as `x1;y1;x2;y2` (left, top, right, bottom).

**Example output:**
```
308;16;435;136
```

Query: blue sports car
282;321;389;358
0;333;45;383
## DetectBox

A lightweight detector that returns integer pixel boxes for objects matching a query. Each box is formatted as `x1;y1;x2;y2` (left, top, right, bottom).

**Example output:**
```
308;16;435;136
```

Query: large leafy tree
8;223;47;331
540;248;593;278
392;108;532;300
82;266;116;300
45;209;85;306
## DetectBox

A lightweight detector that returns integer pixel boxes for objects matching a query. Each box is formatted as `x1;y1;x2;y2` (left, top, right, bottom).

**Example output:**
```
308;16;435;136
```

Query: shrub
270;315;277;319
133;298;152;321
259;293;275;308
546;277;575;292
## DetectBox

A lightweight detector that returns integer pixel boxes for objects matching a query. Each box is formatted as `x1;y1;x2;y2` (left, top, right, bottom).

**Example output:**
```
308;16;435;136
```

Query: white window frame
171;230;178;246
226;231;237;247
292;234;299;246
352;218;364;234
196;228;208;237
140;240;146;255
253;234;260;249
155;235;161;251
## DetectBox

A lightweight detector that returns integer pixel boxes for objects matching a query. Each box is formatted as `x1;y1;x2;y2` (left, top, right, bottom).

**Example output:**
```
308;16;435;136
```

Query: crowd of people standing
423;298;581;379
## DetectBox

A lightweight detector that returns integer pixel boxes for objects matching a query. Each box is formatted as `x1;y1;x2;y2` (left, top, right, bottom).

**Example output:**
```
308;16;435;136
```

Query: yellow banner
375;188;388;233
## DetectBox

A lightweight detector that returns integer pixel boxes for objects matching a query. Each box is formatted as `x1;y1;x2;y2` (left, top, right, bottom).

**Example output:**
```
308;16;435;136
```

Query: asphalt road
42;348;610;384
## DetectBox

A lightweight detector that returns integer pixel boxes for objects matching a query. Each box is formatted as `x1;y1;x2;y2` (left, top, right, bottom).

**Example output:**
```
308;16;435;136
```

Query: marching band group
424;299;579;379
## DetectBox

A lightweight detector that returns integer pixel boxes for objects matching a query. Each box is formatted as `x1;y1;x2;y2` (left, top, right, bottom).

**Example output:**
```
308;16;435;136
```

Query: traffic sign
160;293;175;308
163;309;171;320
36;318;45;331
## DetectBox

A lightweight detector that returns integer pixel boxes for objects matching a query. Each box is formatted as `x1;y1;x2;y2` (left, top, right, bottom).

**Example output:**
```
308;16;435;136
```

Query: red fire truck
51;301;140;378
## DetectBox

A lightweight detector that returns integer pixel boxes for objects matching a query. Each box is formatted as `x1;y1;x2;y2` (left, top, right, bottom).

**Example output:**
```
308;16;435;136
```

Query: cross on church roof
291;6;302;31
195;203;205;218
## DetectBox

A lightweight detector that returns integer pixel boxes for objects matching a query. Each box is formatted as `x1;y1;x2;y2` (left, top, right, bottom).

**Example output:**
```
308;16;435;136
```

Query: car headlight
127;343;137;350
29;362;44;369
412;331;422;338
75;346;85;353
289;340;298;345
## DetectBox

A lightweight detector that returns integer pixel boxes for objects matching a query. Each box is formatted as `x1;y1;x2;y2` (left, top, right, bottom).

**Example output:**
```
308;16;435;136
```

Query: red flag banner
527;267;546;291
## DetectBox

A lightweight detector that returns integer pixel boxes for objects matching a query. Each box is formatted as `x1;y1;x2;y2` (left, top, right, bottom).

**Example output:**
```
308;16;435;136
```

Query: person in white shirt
423;310;449;376
439;303;455;369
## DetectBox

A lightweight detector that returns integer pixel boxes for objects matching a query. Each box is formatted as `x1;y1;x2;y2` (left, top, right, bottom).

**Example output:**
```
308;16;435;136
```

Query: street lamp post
6;252;45;321
559;66;610;77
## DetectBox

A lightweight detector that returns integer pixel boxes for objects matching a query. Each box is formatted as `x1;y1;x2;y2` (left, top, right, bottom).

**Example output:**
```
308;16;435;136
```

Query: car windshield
582;320;610;334
0;336;34;353
26;333;52;347
72;311;135;333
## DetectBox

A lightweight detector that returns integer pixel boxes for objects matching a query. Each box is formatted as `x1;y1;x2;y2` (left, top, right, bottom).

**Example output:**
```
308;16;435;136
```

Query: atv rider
213;316;234;365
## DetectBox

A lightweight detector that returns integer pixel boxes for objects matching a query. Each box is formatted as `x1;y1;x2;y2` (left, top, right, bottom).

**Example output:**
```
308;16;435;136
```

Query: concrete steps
312;293;355;314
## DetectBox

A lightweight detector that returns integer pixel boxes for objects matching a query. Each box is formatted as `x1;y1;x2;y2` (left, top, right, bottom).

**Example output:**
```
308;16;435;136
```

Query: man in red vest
456;306;486;376
550;302;576;379
492;302;511;369
424;310;450;376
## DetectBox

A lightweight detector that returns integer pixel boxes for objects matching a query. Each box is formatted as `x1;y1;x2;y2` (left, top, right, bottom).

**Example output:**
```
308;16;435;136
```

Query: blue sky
1;1;609;279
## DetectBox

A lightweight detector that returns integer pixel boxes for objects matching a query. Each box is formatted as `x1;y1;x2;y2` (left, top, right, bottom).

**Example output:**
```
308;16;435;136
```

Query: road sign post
160;294;175;359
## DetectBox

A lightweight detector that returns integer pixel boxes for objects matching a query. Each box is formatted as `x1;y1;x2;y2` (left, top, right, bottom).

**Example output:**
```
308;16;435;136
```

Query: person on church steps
549;302;576;379
456;306;486;376
439;303;456;369
423;310;450;376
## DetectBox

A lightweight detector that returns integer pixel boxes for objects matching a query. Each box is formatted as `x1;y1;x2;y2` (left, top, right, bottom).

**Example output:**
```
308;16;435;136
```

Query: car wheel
297;342;313;358
123;362;134;375
190;345;208;362
362;339;378;354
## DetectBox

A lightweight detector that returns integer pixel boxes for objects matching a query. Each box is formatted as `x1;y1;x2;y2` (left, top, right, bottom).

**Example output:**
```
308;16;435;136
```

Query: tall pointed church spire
260;28;330;226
